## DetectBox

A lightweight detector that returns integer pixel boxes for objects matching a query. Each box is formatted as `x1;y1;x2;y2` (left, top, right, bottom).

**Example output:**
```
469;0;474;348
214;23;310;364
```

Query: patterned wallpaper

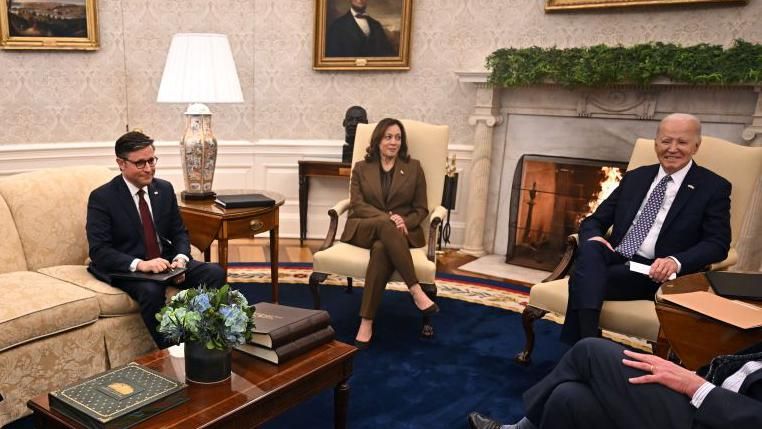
0;0;760;145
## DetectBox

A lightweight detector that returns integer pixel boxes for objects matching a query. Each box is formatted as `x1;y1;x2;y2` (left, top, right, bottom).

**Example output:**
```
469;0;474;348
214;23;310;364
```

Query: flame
578;166;623;224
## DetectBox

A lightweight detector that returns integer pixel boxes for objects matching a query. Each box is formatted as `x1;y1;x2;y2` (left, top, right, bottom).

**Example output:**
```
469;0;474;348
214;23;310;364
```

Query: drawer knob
250;220;264;232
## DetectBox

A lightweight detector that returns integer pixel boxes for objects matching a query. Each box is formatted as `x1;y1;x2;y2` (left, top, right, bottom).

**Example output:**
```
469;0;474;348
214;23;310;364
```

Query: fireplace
505;155;627;271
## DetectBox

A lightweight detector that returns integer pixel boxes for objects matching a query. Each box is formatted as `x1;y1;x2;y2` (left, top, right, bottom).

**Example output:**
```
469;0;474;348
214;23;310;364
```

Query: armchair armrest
426;205;447;262
543;234;579;282
318;198;351;251
708;247;738;272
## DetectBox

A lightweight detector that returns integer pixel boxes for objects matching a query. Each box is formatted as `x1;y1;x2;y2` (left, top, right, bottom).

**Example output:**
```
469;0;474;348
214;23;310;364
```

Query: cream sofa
0;166;160;425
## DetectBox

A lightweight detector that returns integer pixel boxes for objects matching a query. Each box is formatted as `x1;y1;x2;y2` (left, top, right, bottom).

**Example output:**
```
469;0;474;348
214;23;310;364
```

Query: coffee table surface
28;341;356;428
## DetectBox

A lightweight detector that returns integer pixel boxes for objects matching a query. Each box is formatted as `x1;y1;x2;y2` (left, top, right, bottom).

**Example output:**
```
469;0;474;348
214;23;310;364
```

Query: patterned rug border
227;262;649;351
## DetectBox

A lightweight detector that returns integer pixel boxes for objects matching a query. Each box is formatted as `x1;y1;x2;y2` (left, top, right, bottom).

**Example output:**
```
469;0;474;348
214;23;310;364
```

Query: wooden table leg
334;379;350;429
298;174;309;246
218;238;229;277
270;226;279;303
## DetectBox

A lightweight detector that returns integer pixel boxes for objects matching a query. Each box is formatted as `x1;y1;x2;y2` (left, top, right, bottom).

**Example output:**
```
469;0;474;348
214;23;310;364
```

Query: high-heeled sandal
353;338;371;350
410;294;440;315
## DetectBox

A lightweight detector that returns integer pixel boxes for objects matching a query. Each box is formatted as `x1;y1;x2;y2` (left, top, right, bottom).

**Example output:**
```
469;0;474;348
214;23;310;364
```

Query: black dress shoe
468;412;502;429
354;338;370;350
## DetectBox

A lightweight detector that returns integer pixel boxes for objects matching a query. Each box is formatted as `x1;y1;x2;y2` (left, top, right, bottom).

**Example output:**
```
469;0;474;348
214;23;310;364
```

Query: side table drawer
224;210;279;238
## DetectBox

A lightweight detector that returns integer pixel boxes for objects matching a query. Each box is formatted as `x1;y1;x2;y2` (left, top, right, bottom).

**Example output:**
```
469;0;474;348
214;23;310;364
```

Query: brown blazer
340;157;429;248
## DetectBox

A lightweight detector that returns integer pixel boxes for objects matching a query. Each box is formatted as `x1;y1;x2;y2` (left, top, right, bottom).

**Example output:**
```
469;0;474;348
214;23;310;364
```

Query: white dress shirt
691;360;762;408
351;7;370;36
627;160;693;272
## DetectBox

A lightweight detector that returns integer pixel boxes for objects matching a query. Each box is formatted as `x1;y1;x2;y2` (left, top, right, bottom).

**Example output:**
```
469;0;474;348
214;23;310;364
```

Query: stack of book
48;363;188;428
235;302;334;364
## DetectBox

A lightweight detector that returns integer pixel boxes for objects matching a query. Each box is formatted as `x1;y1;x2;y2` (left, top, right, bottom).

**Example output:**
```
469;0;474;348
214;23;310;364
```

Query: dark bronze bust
342;106;368;163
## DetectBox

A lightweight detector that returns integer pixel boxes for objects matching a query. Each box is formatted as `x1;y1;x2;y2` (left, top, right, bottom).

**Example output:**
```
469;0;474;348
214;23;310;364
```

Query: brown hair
364;118;410;162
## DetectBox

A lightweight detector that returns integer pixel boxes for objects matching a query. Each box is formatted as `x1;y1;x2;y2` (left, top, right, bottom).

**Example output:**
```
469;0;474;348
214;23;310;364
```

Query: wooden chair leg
345;277;353;294
515;305;548;366
309;272;328;309
651;328;671;359
420;282;437;339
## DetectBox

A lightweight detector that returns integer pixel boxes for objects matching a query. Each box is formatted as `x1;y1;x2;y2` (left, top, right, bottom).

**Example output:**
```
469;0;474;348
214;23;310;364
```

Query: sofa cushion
38;265;140;316
313;242;436;284
0;271;100;352
0;196;27;274
529;278;660;342
0;166;115;271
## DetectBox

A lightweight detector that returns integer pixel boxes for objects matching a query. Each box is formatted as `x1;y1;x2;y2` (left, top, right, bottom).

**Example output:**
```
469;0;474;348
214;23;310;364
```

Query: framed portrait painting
314;0;412;71
0;0;99;50
545;0;747;11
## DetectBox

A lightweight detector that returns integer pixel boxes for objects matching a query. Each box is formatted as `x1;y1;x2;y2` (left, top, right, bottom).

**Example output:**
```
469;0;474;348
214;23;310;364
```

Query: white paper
629;261;677;281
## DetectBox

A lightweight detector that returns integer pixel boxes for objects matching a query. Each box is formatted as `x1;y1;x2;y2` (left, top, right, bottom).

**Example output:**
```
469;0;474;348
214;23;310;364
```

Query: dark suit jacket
693;342;762;428
325;11;395;57
340;158;428;248
579;163;731;274
86;175;190;283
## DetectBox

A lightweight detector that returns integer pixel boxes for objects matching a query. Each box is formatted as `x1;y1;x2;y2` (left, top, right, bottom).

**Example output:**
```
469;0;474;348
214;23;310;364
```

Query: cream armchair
308;120;449;337
516;136;762;364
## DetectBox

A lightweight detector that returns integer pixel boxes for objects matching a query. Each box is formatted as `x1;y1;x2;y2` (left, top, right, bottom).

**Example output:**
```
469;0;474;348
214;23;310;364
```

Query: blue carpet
4;278;566;429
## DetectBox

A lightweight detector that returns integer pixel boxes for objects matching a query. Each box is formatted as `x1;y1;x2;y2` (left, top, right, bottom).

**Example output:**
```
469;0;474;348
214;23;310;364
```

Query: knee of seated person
207;263;226;285
578;239;607;255
573;337;621;359
545;382;581;414
370;240;386;253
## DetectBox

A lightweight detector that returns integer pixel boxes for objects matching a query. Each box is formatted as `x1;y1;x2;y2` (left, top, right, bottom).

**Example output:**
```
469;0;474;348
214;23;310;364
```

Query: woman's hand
623;349;706;397
389;213;408;235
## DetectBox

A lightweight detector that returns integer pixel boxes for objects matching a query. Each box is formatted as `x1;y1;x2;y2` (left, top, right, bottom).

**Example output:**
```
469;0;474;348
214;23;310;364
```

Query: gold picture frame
545;0;747;11
314;0;412;71
1;0;99;50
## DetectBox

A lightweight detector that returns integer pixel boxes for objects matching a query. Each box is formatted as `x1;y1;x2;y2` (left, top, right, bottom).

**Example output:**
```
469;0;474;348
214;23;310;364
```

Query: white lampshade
157;33;244;104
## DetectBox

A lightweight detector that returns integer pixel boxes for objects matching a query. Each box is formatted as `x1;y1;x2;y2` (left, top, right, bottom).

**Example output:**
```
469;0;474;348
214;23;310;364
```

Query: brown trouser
343;217;418;319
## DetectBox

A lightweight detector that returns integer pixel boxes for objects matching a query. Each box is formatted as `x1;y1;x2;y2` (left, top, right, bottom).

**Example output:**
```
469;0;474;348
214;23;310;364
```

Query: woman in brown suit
340;118;439;349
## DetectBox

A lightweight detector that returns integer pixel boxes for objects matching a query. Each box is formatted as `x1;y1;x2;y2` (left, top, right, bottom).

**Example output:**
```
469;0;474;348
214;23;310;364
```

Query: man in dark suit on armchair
326;0;396;57
560;113;731;344
86;131;225;348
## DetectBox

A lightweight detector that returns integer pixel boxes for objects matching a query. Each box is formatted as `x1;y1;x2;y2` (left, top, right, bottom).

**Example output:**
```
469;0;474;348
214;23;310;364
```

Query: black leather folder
109;267;186;283
706;271;762;301
215;193;275;209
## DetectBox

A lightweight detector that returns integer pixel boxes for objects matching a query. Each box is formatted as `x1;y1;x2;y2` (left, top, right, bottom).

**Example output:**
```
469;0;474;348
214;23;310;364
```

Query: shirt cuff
173;254;189;265
667;256;682;274
129;258;140;272
690;381;715;408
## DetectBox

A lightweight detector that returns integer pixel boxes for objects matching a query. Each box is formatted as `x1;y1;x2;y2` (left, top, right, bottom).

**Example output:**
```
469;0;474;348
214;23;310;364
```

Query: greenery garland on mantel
486;40;762;88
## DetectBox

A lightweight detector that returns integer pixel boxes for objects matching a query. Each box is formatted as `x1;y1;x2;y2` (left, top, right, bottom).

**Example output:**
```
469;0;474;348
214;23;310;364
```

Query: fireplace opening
505;154;627;272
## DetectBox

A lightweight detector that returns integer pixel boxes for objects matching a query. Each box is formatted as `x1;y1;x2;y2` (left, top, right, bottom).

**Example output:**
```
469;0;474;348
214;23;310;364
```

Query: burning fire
578;167;623;224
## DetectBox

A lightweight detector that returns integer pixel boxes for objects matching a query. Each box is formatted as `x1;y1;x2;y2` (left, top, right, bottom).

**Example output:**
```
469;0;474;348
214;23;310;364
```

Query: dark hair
115;131;154;159
364;118;410;162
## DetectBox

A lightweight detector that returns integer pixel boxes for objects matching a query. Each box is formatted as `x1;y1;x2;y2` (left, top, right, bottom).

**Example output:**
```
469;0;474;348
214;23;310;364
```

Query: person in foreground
468;337;762;429
340;118;438;349
86;131;225;348
562;113;731;344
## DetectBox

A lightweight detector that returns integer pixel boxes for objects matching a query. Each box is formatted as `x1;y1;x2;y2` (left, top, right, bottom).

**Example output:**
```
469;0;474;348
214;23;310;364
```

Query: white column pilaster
742;86;762;147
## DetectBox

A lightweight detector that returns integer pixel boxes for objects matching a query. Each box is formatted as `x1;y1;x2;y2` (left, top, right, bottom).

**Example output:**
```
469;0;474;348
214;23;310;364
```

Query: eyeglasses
120;156;158;169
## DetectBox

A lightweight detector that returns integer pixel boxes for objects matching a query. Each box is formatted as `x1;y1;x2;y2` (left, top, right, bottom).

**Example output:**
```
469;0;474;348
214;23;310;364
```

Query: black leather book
706;271;762;301
48;363;188;429
235;326;335;364
248;302;331;348
214;193;275;209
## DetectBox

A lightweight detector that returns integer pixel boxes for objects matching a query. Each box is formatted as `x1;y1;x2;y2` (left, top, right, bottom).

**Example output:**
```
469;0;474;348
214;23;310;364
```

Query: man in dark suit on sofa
560;113;731;344
468;337;762;429
326;0;396;57
86;131;225;348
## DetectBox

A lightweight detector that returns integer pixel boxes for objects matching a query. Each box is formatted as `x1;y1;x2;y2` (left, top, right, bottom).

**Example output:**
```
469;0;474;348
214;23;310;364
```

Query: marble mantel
455;71;762;260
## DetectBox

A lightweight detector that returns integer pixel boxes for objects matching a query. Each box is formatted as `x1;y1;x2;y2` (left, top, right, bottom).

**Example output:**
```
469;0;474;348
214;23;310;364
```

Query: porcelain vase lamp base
180;103;218;201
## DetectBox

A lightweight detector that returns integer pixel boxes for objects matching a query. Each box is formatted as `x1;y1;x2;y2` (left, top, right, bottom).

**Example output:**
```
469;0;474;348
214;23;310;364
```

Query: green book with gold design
48;363;188;429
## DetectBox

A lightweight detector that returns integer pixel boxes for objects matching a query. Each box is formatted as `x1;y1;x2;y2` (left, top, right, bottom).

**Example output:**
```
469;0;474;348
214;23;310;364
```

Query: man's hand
648;257;678;283
170;258;187;284
623;349;706;398
137;258;171;273
588;236;614;252
389;213;408;235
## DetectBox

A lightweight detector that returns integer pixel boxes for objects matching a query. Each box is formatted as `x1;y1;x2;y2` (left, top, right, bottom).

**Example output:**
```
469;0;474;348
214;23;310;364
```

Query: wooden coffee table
27;341;357;428
656;273;762;370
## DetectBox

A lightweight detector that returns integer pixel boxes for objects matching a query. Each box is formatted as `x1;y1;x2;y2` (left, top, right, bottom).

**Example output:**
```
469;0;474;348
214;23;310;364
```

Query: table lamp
157;33;244;200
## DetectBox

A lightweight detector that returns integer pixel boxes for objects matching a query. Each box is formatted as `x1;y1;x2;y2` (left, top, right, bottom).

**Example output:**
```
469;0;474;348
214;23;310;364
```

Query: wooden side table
656;272;762;370
178;191;285;303
298;160;351;245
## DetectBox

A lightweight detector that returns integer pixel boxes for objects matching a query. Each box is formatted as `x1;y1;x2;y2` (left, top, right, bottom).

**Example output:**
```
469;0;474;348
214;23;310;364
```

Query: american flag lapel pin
400;170;405;175
687;184;695;190
154;191;159;195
